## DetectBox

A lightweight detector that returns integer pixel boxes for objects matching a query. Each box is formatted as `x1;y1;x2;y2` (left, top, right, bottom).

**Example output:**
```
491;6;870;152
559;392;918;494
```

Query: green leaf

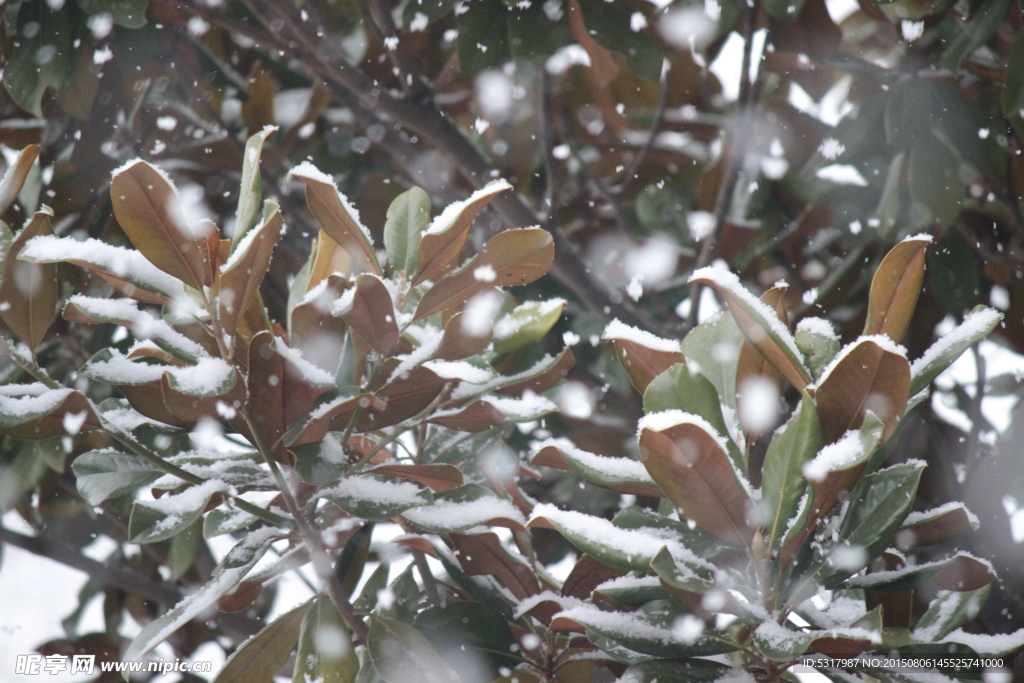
794;319;839;380
845;551;996;592
167;519;201;581
559;600;737;658
3;0;76;117
819;461;926;588
531;439;662;498
940;0;1011;70
291;433;348;485
367;616;464;683
402;484;526;532
203;505;259;539
612;505;723;558
354;562;390;611
383;186;429;276
909;306;1002;396
912;586;989;642
649;546;716;594
492;298;565;354
678;311;743;412
71;449;161;505
76;0;149;28
642;363;742;468
122;529;280;668
334;523;373;597
293;595;360;683
324;475;433;522
616;659;730;683
0;145;40;216
129;480;228;544
232;126;277;248
212;601;312;683
414;601;521;678
908;131;964;230
762;396;822;549
576;0;661;82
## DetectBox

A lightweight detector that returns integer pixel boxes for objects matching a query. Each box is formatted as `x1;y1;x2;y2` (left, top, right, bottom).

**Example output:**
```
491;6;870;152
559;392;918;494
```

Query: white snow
167;357;234;395
22;235;189;301
425;180;512;236
903;502;979;530
287;161;373;246
485;393;557;420
323;476;427;506
67;296;208;360
402;496;525;531
493;299;565;342
140;480;229;534
688;266;804;363
84;349;166;385
552;602;688;645
273;337;334;385
0;385;73;418
387;330;443;382
593;574;662;591
940;628;1024;654
796;317;838;339
911;308;1003;380
422;360;494;384
533;439;655;483
802;428;868;482
603;319;681;353
636;410;731;454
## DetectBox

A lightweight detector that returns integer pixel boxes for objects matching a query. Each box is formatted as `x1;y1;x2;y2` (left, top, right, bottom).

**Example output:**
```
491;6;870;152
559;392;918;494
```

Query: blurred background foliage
2;0;1024;675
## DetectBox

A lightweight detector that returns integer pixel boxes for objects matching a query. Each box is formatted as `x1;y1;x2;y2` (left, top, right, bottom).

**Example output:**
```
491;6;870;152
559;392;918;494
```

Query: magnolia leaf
689;268;811;391
414;180;512;285
493;298;565;354
649;546;716;595
0;145;40;215
494;347;575;397
212;600;312;683
289;162;380;274
736;286;788;442
434;311;493;360
847;552;996;592
20;234;187;305
612;505;724;559
753;622;871;662
129;480;229;544
863;236;931;342
283;392;384;447
365;464;463;492
762;396;822;549
368;616;464;683
204;505;260;539
413;228;554;320
111;160;208;289
450;532;542;600
616;659;730;683
912;586;989;642
795;318;840;380
638;412;755;546
289;272;348;373
814;337;910;444
531;439;662;497
333;274;400;353
1;210;58;350
414;601;521;679
323;475;433;522
429;394;557;432
403;484;526;532
898;503;979;547
357;364;448;431
3;1;74;117
71;450;162;505
233;126;278;247
604;319;685;393
292;596;359;683
0;385;100;440
122;529;280;667
552;600;735;659
909;306;1002;396
561;555;626;600
383;186;430;275
219;203;284;335
679;311;744;412
803;412;884;528
816;460;925;588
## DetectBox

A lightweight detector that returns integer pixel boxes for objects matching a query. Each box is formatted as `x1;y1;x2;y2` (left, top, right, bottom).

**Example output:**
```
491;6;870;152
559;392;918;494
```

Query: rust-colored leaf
218;581;263;613
289;162;380;274
414;180;512;285
567;0;619;87
638;416;754;546
561;555;626;599
495;348;575;397
863;236;931;342
604;322;685;393
736;286;787;443
451;532;541;601
110;160;208;289
366;464;463;492
1;210;58;350
358;364;447;431
119;382;192;429
0;144;39;215
434;311;493;361
287;393;386;447
413;228;554;321
814;337;910;444
241;63;277;132
290;272;348;374
218;204;283;336
0;389;100;440
334;273;399;354
429;400;508;432
931;554;997;592
194;220;220;284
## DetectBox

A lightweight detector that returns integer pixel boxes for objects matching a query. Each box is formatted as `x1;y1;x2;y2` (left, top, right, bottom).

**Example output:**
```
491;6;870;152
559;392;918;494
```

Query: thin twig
615;68;670;198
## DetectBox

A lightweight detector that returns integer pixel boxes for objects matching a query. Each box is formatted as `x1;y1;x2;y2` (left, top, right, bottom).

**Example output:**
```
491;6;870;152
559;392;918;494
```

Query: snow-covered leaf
219;202;284;335
323;475;433;522
845;551;996;592
912;586;989;643
0;144;39;216
128;479;229;543
402;484;526;532
332;273;399;353
899;502;979;547
450;532;541;601
232;125;277;248
604;319;684;393
531;438;662;498
65;296;209;363
492;298;565;354
909;306;1003;396
0;384;100;441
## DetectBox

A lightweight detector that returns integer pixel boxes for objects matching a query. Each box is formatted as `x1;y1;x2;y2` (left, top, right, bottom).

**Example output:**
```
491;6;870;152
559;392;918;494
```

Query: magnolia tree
0;134;1020;683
